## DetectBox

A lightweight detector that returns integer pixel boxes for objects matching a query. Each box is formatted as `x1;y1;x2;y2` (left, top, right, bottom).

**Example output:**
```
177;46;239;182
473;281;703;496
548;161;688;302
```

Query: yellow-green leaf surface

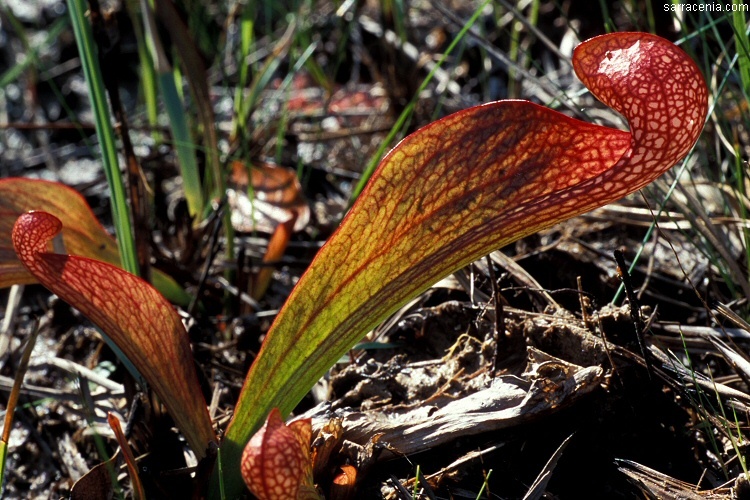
12;211;216;458
219;32;708;495
0;178;190;305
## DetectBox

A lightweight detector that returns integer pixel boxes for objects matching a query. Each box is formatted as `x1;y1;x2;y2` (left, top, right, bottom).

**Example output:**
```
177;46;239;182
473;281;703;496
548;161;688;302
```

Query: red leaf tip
12;211;63;266
573;32;707;175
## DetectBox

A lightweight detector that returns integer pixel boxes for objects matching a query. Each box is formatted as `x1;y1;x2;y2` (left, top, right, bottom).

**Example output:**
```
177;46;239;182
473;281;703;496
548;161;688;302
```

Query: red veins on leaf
0;177;189;305
12;211;216;458
241;408;320;500
219;32;709;497
0;178;121;287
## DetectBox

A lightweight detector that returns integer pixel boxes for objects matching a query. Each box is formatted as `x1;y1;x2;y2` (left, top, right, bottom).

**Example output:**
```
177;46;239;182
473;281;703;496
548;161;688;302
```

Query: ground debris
302;346;603;462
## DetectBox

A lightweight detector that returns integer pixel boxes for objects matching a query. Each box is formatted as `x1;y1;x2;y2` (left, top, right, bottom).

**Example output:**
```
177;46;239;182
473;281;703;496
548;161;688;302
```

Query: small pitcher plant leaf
227;160;310;234
219;32;709;495
253;215;298;301
0;178;190;305
329;465;358;500
0;178;120;286
107;413;145;500
12;211;216;458
241;408;320;500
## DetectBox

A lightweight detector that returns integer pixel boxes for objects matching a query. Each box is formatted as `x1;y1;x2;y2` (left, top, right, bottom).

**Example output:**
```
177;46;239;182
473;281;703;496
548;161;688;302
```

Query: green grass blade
233;24;294;144
140;43;160;142
0;441;6;494
124;0;160;143
67;0;139;276
0;17;68;88
233;2;256;138
475;469;492;499
160;72;204;219
272;43;317;163
140;0;204;219
732;0;750;97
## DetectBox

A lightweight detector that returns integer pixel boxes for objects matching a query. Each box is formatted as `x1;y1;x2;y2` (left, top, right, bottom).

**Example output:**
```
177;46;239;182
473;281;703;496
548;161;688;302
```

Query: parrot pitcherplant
224;31;708;496
11;211;216;459
2;32;707;497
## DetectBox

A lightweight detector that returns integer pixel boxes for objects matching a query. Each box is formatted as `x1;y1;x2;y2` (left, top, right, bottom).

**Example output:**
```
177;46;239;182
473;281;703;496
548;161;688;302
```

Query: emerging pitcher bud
241;408;321;500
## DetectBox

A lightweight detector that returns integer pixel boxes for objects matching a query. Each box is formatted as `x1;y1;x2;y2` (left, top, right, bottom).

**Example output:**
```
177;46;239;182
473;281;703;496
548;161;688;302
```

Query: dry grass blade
490;250;561;309
44;357;125;393
0;315;44;484
616;459;748;499
0;374;122;403
706;336;750;388
655;179;750;299
648;345;750;404
522;433;574;500
0;284;23;360
715;302;750;333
